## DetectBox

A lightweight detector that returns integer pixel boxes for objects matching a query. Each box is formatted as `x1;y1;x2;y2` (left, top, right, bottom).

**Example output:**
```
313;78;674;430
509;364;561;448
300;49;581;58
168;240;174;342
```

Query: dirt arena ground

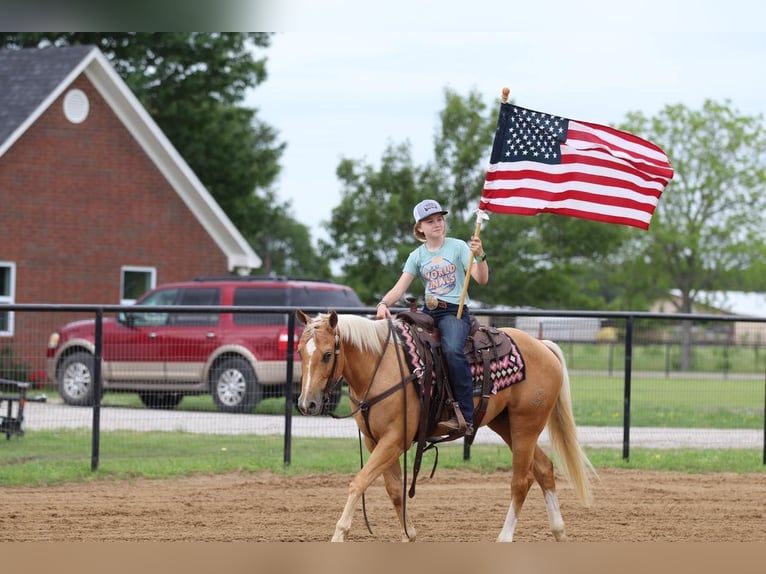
1;468;764;542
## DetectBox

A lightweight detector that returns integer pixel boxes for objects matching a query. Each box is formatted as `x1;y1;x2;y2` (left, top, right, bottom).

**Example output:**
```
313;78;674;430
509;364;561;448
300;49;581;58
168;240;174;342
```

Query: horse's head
295;309;343;415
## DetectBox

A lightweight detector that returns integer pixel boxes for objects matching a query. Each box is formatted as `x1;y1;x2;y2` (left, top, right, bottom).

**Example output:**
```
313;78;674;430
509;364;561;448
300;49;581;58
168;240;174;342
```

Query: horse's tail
541;339;598;507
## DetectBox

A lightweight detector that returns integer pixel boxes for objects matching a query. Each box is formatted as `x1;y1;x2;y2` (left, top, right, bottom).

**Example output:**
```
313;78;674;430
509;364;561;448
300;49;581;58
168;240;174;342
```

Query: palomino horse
296;310;597;542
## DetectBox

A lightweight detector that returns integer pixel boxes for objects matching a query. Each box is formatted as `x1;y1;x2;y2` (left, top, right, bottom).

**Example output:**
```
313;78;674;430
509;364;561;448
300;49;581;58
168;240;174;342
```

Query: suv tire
58;352;100;406
211;356;262;413
138;392;184;410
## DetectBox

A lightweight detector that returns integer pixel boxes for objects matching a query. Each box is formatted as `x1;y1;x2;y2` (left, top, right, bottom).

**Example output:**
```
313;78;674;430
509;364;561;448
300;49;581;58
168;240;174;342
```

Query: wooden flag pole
456;87;508;320
456;209;489;319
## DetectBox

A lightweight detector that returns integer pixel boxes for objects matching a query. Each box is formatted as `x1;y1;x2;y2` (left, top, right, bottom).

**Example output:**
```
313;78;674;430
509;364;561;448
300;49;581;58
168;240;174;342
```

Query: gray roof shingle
0;45;95;144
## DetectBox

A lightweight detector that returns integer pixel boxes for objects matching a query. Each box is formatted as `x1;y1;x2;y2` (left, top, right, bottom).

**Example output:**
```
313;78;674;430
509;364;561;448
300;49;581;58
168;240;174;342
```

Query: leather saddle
394;307;517;498
395;308;514;435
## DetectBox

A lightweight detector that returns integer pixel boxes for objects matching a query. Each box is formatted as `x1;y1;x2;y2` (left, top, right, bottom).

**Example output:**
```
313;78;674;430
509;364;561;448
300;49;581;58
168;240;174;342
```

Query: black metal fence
1;304;765;470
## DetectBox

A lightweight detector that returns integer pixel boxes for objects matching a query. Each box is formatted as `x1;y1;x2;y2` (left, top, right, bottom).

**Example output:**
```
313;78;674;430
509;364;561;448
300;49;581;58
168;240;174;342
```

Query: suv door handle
148;332;157;339
206;332;216;339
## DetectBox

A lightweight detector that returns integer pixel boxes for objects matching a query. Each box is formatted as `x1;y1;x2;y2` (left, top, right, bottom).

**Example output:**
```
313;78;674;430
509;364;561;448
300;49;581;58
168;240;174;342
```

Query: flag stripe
483;200;654;228
486;153;667;199
482;177;660;211
568;121;675;179
479;103;674;230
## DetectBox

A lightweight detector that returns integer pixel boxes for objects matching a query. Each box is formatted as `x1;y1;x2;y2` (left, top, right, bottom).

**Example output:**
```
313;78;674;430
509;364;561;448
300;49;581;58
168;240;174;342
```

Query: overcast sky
250;0;766;244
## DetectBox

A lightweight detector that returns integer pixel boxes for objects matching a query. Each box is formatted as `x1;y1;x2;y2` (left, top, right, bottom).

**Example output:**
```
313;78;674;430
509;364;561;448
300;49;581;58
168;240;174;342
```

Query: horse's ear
296;309;311;325
328;310;338;328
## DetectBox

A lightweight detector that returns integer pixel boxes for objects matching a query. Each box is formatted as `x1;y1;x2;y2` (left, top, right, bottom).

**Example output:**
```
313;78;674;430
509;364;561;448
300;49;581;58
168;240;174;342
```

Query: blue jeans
425;303;474;426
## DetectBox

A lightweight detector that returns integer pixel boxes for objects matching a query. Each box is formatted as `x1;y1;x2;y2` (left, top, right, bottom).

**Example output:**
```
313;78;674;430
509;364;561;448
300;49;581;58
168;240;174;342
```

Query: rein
344;322;417;438
330;318;417;540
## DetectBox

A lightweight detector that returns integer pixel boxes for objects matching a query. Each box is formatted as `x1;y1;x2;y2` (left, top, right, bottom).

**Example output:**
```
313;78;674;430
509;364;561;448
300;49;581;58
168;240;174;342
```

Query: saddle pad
394;320;426;380
394;320;526;394
469;332;526;394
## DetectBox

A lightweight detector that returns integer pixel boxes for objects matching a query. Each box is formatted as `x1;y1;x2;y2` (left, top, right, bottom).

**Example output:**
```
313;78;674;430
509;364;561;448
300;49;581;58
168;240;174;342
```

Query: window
233;287;286;326
121;267;156;304
168;288;220;326
124;287;179;327
0;262;16;336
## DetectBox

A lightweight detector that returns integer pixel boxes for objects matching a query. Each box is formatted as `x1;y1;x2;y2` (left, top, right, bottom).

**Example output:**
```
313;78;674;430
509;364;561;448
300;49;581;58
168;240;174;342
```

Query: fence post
91;308;103;471
762;361;766;465
622;316;634;461
665;343;671;378
283;311;296;466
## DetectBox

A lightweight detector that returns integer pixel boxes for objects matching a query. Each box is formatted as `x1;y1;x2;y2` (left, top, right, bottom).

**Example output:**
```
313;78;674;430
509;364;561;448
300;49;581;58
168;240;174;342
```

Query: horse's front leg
381;457;417;542
332;491;361;541
332;437;405;542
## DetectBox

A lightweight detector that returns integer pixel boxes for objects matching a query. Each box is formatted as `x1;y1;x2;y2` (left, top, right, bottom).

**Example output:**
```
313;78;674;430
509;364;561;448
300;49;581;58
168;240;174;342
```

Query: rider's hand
470;236;484;258
376;302;391;319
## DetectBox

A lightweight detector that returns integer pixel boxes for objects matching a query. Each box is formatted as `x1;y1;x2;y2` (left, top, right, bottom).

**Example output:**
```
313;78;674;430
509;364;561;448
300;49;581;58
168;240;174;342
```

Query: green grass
568;374;764;428
0;429;763;487
559;341;766;374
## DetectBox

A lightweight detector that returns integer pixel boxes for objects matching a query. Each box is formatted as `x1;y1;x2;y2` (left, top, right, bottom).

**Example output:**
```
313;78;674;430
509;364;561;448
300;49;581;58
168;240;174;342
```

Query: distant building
651;290;766;344
513;316;602;342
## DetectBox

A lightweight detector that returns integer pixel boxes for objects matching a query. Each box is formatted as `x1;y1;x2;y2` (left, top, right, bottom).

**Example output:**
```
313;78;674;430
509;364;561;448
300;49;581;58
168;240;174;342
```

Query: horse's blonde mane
306;313;389;353
337;314;391;353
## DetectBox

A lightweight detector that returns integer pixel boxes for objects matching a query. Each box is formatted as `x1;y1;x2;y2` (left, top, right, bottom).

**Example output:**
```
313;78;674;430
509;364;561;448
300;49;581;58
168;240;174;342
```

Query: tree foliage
615;100;766;312
0;32;326;277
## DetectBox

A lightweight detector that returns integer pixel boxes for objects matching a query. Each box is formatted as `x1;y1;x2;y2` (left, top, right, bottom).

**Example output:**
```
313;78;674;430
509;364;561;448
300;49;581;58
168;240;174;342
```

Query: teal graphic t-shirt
403;238;472;306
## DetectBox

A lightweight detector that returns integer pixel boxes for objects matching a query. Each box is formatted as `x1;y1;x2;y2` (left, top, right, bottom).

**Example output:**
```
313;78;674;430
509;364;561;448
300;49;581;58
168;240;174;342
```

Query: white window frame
120;266;157;305
0;262;16;337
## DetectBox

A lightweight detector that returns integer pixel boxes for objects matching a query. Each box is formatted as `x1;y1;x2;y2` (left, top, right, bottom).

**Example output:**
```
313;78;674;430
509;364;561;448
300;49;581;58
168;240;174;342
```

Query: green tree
616;100;766;367
0;32;321;277
320;142;433;303
236;189;331;278
322;88;629;307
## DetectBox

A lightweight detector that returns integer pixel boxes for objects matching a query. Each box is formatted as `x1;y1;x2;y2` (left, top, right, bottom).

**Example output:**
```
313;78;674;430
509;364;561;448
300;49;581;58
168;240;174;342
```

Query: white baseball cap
412;199;448;223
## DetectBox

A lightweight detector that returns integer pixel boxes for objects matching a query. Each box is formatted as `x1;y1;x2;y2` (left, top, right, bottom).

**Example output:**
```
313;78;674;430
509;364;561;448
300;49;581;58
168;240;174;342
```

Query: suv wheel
138;392;183;410
211;357;262;413
58;352;100;406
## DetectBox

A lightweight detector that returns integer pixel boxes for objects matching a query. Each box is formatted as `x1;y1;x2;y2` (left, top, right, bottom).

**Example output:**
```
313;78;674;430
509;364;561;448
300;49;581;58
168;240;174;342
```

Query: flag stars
501;105;569;165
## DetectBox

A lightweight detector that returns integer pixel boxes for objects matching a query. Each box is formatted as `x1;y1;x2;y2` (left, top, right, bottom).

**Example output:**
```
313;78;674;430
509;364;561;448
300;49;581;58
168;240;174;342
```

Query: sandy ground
1;468;764;542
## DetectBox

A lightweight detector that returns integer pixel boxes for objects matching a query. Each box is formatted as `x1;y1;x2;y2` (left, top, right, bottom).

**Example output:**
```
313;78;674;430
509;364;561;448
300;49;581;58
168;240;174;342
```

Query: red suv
46;276;365;413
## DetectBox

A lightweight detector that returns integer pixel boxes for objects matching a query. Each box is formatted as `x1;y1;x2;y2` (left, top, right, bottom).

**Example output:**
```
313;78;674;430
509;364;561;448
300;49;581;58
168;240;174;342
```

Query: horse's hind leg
489;415;568;541
532;446;567;541
487;415;535;542
382;459;417;542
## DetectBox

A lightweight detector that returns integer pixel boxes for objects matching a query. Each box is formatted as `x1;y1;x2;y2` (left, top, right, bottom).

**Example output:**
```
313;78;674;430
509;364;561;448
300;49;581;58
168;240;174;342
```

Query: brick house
0;46;261;366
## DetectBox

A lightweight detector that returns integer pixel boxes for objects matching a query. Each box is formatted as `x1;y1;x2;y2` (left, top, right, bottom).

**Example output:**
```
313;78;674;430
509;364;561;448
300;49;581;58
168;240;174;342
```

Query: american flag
479;103;674;230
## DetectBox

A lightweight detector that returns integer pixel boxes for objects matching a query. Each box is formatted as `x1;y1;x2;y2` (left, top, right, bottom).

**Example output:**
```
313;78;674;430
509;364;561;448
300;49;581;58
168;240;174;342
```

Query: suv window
169;288;221;326
129;287;180;326
289;286;363;308
233;287;286;326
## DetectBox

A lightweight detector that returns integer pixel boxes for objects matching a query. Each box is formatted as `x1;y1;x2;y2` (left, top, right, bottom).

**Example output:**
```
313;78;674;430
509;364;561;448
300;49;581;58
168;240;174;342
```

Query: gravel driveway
19;401;762;450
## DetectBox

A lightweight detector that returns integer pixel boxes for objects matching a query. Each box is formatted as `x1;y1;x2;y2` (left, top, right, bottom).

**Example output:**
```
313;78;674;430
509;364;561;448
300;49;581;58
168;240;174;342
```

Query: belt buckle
425;294;438;310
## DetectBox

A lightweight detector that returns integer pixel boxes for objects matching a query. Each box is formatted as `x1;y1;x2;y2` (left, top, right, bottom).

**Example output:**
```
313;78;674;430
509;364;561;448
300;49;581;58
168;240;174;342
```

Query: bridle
325;320;417;432
319;332;344;415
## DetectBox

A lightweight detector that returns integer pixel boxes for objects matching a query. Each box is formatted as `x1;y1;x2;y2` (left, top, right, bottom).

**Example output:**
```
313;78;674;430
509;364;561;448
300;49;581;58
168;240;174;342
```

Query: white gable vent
63;89;90;124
